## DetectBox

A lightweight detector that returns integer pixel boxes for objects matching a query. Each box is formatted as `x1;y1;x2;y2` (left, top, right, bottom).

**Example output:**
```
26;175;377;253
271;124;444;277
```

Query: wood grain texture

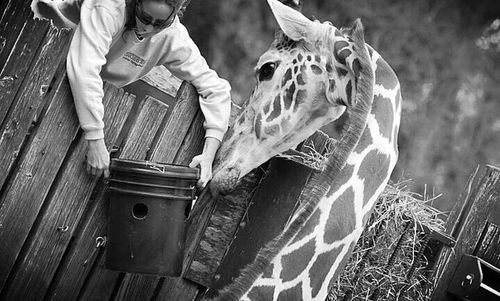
475;223;500;267
0;0;41;73
1;84;135;300
431;165;500;300
76;96;170;301
0;76;78;292
140;65;182;98
183;168;265;289
149;81;200;163
0;18;49;126
0;26;71;191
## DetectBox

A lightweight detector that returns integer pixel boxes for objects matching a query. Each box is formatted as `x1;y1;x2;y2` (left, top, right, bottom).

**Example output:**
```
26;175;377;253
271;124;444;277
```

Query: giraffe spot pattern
267;95;282;122
263;100;271;115
354;125;373;152
282;69;292;87
284;82;295;110
338;49;352;65
280;239;316;282
352;58;361;78
293;65;298;74
254;113;262;139
247;285;275;301
315;55;321;63
310;65;322;75
291;208;321;244
262;262;274;279
336;67;348;77
372;96;394;140
277;283;302;301
345;80;352;105
326;62;333;73
357;150;391;207
297;53;303;61
307;55;312;61
333;41;349;65
293;89;307;112
297;74;305;86
323;187;356;244
309;247;343;298
328;79;336;93
326;163;355;198
375;57;399;91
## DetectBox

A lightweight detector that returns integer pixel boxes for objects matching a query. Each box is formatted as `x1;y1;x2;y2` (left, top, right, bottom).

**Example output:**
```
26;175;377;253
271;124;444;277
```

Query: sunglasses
135;2;176;28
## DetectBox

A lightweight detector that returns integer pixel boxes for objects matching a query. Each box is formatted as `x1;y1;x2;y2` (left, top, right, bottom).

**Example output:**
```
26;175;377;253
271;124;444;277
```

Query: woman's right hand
86;139;110;178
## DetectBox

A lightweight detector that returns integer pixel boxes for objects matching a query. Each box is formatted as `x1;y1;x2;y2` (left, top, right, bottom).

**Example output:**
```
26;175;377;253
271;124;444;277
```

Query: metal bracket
447;255;500;300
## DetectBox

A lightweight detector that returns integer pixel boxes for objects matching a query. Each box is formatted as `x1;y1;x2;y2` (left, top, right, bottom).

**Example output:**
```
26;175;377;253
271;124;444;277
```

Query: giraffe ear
267;0;318;42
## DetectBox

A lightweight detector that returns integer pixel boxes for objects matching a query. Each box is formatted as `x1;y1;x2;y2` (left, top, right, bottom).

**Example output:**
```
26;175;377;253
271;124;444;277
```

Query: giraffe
208;0;401;300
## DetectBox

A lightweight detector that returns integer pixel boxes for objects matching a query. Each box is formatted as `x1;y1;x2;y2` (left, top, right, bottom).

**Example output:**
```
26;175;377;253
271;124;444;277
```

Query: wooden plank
1;84;135;300
156;276;201;301
0;26;71;191
431;165;500;301
476;223;500;267
0;0;39;73
149;81;200;163
140;65;182;98
0;75;78;292
0;19;50;126
114;275;159;300
183;169;265;288
173;111;205;165
76;96;170;301
113;83;204;300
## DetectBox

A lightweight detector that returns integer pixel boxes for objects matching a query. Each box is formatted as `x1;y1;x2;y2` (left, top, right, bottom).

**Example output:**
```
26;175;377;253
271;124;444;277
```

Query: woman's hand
189;137;221;189
86;138;110;178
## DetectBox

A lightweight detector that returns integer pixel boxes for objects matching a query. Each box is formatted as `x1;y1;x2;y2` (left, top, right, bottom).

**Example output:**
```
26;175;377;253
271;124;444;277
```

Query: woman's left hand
189;153;214;189
189;137;221;189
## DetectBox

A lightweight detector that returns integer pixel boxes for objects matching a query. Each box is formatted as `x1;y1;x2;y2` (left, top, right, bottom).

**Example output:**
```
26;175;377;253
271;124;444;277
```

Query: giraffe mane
212;19;375;301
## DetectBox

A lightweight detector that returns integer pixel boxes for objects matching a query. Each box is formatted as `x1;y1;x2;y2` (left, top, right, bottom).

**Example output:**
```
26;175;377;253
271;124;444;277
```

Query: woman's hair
124;0;187;31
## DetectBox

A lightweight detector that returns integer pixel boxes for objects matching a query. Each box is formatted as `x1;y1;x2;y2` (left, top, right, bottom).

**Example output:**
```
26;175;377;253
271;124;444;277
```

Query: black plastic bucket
105;158;199;276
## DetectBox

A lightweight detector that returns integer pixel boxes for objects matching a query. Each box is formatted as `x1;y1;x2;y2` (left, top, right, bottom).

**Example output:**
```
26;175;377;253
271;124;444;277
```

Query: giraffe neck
239;50;401;301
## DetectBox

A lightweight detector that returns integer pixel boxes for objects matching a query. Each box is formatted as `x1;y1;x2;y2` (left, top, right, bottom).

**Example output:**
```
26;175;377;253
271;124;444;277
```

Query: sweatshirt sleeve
66;5;122;140
160;21;231;142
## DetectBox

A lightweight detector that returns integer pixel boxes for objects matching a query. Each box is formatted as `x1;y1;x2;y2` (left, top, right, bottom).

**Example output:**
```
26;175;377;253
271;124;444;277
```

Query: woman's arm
67;4;123;177
161;22;232;186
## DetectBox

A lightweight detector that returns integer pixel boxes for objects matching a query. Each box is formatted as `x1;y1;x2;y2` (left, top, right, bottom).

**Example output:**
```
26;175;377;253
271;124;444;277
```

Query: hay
327;181;447;301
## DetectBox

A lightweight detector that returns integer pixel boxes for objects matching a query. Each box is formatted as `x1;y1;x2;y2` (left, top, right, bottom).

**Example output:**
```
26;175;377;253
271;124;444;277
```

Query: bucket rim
110;158;200;179
108;178;196;191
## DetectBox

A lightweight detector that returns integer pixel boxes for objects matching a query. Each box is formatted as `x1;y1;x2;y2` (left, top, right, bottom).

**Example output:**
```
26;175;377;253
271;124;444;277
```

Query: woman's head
126;0;185;35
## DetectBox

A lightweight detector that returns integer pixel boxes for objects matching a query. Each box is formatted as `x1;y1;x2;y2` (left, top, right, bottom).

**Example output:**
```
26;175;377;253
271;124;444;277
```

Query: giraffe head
211;0;371;194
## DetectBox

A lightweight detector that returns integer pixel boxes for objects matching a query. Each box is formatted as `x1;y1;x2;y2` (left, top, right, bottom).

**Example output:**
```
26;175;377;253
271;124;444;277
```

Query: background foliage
182;0;500;212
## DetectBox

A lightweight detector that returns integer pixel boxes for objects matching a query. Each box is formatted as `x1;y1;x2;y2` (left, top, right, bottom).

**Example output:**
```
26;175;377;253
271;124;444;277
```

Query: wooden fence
1;1;500;300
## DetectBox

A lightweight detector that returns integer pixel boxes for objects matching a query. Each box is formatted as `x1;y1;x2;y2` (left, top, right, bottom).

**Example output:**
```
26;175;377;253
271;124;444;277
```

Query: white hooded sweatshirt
64;0;231;141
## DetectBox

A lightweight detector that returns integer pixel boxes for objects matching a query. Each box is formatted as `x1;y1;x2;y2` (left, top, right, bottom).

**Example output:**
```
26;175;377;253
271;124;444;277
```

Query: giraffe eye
258;62;276;81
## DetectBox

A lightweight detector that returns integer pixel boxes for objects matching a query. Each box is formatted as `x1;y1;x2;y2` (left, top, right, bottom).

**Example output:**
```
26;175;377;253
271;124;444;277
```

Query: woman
33;0;231;188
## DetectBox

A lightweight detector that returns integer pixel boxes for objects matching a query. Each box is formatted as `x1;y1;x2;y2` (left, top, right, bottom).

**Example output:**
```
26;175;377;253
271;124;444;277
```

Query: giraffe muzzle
210;165;241;196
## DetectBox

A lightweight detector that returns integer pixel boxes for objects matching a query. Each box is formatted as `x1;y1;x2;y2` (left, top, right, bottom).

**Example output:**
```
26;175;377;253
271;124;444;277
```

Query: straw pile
326;181;446;301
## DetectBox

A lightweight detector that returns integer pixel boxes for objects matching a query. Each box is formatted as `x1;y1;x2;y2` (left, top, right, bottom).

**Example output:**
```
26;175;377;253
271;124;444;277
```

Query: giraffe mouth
210;165;241;196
